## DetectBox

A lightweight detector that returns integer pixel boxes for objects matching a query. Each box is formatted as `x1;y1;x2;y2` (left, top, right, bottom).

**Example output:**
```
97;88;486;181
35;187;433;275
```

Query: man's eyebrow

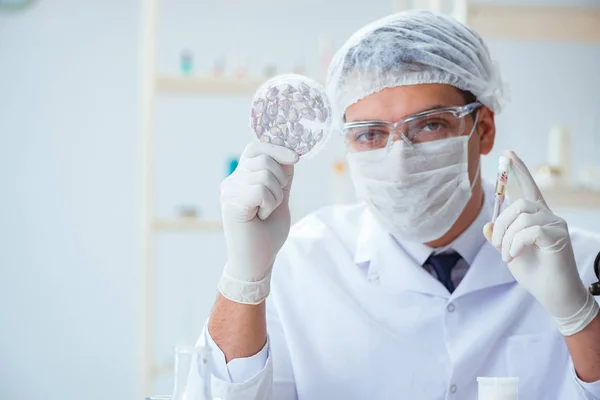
345;103;452;123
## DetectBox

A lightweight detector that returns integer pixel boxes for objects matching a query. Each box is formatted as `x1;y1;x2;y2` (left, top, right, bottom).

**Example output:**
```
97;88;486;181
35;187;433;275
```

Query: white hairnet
326;10;508;128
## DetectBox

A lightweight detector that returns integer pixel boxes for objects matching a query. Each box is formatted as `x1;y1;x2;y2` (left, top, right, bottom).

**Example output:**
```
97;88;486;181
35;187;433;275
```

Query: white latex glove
483;151;599;336
218;141;299;305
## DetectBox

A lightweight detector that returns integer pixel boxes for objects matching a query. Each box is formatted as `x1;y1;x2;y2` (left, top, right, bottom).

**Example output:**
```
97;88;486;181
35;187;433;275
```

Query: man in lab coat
200;10;600;400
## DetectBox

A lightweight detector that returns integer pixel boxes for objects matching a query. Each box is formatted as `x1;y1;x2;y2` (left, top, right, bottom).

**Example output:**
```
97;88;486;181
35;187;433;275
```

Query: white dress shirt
198;183;600;399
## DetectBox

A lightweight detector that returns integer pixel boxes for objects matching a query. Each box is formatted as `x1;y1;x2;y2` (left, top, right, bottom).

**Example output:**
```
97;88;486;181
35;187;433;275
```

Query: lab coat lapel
373;231;451;298
355;193;516;299
452;241;516;299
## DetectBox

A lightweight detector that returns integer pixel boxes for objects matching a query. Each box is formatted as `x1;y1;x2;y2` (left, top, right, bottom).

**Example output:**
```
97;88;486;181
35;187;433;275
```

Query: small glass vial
180;50;193;76
147;344;212;400
492;156;511;222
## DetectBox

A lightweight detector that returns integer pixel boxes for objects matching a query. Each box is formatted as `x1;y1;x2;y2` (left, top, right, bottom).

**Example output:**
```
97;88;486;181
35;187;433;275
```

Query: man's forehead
344;84;465;122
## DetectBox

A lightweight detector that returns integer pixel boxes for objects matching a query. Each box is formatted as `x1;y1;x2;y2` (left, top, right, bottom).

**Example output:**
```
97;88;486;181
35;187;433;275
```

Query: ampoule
492;156;511;222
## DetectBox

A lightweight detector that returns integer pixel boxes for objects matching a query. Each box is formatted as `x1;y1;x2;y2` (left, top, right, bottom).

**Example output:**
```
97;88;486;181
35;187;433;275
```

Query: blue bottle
227;157;239;176
180;50;193;76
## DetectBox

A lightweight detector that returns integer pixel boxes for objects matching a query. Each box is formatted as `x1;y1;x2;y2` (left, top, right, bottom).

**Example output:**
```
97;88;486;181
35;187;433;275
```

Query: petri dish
250;74;332;160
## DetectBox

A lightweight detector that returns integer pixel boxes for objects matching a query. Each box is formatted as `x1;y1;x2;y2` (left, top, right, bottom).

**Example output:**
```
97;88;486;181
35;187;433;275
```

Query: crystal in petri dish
250;74;332;160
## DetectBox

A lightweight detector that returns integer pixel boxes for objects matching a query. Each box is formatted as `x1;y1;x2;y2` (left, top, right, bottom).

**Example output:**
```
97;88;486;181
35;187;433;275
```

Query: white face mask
347;125;480;243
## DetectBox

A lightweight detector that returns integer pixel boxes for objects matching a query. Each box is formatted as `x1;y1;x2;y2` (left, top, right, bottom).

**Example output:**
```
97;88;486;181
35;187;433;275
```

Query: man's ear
477;106;495;155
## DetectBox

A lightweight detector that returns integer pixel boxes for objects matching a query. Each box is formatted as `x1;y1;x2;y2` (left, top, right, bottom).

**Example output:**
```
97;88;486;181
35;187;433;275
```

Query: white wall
0;1;141;399
1;0;599;399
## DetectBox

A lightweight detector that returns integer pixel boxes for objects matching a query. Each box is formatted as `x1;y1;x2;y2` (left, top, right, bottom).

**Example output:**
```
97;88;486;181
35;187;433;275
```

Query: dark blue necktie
425;251;462;293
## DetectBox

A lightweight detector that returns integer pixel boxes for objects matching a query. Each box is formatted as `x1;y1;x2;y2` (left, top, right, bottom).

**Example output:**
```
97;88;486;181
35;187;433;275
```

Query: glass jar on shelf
147;343;212;400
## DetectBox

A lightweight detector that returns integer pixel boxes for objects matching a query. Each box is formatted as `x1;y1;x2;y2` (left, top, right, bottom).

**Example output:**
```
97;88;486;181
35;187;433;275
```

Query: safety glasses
341;102;481;153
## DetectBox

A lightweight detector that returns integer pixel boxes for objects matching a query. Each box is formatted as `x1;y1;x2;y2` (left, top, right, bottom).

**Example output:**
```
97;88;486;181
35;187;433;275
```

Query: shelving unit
392;2;600;43
156;75;265;95
153;218;223;232
140;1;600;397
467;4;600;43
543;188;600;210
140;2;248;397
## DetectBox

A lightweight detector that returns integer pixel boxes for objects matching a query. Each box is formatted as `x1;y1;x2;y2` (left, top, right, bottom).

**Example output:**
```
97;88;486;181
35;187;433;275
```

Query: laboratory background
1;0;599;399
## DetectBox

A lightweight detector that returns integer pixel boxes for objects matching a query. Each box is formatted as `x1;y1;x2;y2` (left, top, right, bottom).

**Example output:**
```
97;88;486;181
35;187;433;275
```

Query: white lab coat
202;184;600;400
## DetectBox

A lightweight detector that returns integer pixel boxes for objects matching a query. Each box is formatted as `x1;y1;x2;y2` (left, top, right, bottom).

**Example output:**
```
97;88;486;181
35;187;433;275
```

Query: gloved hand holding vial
483;151;598;337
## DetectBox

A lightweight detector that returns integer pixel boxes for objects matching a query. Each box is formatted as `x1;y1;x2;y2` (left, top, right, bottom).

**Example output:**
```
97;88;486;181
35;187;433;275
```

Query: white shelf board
153;218;223;232
542;188;600;209
468;4;600;43
156;76;265;95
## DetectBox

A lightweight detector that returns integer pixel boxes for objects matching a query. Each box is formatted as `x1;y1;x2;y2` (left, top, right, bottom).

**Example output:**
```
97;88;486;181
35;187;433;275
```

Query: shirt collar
355;182;494;267
449;193;490;264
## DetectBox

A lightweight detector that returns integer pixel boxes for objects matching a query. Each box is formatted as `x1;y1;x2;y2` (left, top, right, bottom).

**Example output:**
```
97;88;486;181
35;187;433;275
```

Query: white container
547;126;571;186
477;377;519;400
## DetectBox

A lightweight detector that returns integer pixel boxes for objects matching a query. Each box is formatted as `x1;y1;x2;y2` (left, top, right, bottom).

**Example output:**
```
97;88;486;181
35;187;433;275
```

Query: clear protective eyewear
341;102;481;153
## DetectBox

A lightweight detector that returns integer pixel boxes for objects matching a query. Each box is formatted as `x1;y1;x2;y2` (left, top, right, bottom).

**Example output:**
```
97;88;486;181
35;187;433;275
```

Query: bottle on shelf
180;50;193;76
233;55;248;79
533;126;572;189
146;344;212;400
227;156;239;176
212;55;226;78
547;125;571;187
